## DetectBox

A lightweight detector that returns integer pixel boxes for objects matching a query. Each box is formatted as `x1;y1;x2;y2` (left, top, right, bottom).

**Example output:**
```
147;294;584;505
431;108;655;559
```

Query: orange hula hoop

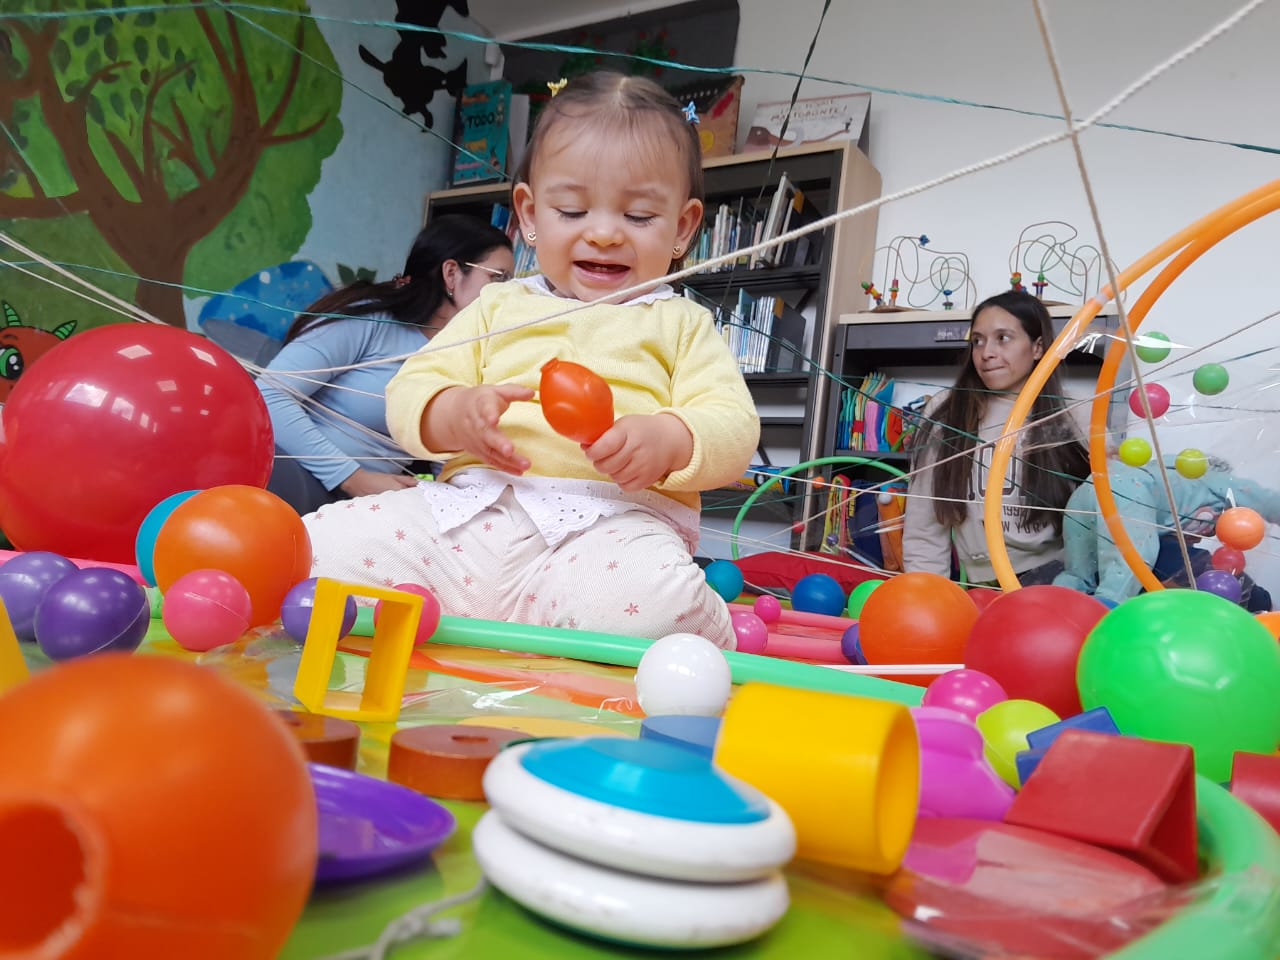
985;179;1280;592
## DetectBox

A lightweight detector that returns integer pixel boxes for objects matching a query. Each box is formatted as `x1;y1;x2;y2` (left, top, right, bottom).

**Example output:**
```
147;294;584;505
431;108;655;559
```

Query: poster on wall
742;92;871;154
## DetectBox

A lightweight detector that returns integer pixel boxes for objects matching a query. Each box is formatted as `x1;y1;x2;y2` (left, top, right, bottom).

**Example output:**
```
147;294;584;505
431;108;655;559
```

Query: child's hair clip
682;101;700;125
547;78;568;97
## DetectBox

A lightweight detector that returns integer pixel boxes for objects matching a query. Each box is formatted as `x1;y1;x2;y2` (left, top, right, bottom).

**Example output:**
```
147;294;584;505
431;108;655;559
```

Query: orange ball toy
1216;507;1266;552
859;572;978;685
540;358;614;444
153;485;312;627
0;655;316;959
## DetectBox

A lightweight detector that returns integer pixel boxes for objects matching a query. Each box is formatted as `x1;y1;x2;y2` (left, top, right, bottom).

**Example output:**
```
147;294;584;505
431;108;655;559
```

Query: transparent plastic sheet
193;626;642;774
134;621;1277;958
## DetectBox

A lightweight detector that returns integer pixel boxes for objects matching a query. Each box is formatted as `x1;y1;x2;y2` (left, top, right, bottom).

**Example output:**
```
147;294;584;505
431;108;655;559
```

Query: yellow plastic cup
715;682;919;874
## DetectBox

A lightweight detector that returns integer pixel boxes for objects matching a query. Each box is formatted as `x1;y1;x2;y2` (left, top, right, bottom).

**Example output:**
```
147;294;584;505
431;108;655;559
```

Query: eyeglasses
464;261;514;283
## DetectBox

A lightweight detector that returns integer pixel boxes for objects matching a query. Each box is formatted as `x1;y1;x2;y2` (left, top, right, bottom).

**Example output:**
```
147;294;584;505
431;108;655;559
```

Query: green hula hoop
729;456;909;561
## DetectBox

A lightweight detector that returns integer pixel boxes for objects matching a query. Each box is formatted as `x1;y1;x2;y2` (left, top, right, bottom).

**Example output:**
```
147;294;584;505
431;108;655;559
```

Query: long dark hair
513;71;704;268
916;290;1090;534
284;214;512;343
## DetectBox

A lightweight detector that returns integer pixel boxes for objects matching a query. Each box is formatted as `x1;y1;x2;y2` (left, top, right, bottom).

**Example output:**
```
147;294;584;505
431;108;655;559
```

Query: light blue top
258;315;428;491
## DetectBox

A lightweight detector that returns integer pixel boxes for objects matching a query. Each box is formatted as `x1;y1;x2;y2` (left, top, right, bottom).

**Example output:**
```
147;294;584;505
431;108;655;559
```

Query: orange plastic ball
859;572;978;685
153;485;312;627
540;358;615;444
1216;506;1266;552
1255;610;1280;640
0;655;316;959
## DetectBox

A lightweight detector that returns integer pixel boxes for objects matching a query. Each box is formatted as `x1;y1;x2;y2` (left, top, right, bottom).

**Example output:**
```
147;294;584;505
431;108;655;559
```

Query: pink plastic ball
374;582;442;645
162;568;252;652
752;594;782;624
922;668;1009;722
729;609;769;654
1127;383;1171;419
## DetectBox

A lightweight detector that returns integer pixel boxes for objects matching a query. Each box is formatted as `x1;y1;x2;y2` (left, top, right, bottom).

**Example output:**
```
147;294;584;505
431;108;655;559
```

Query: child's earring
673;244;683;256
526;231;536;244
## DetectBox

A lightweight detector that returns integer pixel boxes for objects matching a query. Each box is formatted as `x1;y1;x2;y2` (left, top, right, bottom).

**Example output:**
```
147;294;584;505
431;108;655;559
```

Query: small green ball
1135;331;1172;363
1192;362;1229;396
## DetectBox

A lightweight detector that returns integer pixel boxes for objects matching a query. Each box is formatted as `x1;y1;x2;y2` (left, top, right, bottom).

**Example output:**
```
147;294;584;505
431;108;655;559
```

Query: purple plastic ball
0;551;79;642
34;567;149;661
841;623;867;665
1195;569;1243;604
280;577;358;644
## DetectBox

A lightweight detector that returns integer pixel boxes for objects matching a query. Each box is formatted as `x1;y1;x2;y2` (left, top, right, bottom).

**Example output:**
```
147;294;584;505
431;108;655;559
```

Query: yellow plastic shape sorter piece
293;578;423;723
0;598;28;696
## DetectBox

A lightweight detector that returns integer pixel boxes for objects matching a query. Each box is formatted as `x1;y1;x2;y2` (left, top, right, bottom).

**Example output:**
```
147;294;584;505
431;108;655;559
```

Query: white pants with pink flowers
303;486;736;649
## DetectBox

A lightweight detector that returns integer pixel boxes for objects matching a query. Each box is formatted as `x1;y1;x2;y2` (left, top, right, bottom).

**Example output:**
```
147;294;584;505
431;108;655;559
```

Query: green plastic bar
351;608;923;707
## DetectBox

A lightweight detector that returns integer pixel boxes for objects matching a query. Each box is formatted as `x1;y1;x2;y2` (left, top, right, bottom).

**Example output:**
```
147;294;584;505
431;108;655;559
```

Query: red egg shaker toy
540;359;615;444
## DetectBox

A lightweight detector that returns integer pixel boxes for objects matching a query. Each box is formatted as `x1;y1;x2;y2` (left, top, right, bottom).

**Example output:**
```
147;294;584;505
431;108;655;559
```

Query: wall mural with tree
0;0;344;328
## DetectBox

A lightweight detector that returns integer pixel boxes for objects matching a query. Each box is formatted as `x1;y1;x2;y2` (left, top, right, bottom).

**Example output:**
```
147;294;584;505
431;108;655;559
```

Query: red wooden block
1230;752;1280;834
1004;729;1198;883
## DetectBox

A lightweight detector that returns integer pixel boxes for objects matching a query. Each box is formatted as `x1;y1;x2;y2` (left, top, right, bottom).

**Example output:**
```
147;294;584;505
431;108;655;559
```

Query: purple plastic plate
310;763;456;884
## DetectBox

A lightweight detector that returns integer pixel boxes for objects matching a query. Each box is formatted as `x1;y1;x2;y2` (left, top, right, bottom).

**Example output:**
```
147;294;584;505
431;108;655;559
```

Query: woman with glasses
258;215;515;513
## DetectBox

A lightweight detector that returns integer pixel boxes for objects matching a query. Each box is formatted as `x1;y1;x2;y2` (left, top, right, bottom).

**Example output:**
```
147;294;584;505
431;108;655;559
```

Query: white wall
734;0;1280;575
734;0;1280;450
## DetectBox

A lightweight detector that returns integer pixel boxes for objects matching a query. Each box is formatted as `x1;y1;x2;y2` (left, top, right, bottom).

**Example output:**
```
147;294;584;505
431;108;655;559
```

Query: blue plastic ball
791;573;846;617
703;559;745;603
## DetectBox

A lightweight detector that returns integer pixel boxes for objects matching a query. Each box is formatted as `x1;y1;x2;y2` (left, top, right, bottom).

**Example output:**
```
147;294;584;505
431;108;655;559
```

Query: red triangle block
1230;752;1280;834
1004;729;1197;883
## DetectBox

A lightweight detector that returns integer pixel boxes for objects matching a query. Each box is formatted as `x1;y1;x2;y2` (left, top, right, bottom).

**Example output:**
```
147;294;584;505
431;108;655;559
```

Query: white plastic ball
634;633;732;718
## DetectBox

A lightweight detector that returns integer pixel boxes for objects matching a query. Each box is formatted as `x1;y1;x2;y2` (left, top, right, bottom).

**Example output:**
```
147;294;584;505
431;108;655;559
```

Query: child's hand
584;413;693;492
434;384;534;475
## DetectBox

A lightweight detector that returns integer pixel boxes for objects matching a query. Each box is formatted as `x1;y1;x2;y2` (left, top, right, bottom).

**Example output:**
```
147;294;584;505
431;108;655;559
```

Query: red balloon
540;358;614;444
859;572;978;686
965;585;1108;718
0;324;272;564
0;654;315;959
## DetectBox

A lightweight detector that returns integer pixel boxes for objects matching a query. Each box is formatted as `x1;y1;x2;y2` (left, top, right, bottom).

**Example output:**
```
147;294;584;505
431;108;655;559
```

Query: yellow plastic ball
1118;437;1152;467
1175;448;1209;479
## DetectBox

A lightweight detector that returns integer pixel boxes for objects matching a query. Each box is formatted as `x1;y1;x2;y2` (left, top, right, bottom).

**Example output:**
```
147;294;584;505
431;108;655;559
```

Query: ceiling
465;0;685;41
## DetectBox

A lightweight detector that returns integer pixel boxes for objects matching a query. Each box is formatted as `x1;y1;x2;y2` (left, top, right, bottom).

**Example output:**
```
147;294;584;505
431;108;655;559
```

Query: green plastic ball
1192;362;1229;396
846;579;882;618
1134;331;1172;363
1077;590;1280;782
1175;448;1208;479
1118;437;1152;467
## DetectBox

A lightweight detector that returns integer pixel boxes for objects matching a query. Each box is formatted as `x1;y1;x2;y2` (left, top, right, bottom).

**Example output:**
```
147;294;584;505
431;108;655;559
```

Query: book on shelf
742;92;870;155
705;289;807;374
451;80;531;186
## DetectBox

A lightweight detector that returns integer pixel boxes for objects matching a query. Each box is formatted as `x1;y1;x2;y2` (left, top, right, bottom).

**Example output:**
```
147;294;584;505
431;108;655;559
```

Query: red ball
1126;383;1171;419
860;572;978;685
967;587;1003;612
0;325;272;564
965;585;1108;717
1212;546;1246;576
375;582;442;645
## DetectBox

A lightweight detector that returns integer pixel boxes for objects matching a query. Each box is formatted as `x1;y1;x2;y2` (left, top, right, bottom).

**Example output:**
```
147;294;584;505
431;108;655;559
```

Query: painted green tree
0;0;343;326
